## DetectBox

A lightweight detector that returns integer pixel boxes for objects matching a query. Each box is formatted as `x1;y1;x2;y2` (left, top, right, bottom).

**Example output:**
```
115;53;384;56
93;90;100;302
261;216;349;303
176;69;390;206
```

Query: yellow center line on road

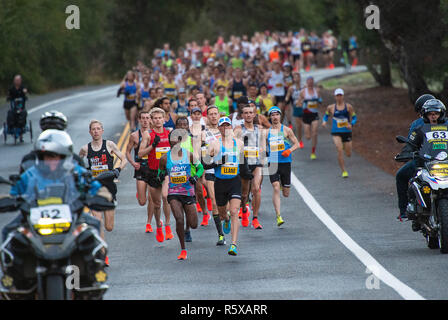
114;122;130;168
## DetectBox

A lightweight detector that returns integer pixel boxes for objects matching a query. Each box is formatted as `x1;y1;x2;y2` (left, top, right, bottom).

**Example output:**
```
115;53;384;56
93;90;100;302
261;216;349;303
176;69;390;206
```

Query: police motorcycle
396;123;448;253
0;153;115;299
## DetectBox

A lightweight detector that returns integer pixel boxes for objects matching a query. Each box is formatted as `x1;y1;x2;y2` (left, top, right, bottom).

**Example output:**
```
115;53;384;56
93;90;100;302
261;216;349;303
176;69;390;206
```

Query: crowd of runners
3;30;359;263
109;30;358;260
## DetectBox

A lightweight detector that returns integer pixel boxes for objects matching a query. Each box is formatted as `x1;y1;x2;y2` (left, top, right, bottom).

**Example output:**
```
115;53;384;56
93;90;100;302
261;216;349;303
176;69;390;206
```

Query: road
1;66;447;300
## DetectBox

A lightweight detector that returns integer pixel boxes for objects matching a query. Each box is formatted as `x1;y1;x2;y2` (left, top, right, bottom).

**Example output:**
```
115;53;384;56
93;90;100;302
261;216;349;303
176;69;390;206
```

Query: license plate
30;205;72;225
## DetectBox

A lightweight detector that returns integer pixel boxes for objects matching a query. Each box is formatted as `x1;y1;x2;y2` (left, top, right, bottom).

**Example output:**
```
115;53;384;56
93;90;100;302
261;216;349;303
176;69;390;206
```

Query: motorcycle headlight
33;218;71;236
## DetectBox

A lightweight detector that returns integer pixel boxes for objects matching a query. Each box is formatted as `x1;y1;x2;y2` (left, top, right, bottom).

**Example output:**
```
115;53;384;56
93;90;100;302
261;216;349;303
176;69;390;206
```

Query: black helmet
415;94;435;113
40;110;68;131
421;99;446;123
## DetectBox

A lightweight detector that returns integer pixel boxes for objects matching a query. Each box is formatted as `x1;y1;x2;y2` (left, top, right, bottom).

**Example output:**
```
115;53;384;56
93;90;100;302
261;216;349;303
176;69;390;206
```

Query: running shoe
342;171;349;178
252;218;263;230
396;213;407;222
228;244;238;256
201;213;210;226
185;230;192;242
299;141;304;149
216;235;226;246
105;256;110;267
177;250;187;260
241;206;250;227
145;223;153;233
165;225;174;240
156;224;165;242
223;219;231;234
277;215;285;227
310;153;317;160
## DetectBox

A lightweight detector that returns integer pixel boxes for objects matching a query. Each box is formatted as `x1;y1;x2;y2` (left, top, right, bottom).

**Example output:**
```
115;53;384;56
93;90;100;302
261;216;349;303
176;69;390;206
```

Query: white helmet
34;129;74;157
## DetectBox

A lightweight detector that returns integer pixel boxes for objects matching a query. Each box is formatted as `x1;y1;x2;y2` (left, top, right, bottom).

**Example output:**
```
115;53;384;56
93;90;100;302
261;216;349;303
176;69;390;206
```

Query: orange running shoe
201;213;210;226
156;223;164;243
299;141;304;149
241;205;250;227
105;256;110;267
145;223;153;233
207;198;213;212
177;250;187;260
252;218;263;230
165;225;174;240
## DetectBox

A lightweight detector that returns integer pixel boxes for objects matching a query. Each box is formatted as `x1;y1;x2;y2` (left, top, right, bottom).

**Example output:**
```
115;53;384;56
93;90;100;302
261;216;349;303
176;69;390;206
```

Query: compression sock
213;215;223;236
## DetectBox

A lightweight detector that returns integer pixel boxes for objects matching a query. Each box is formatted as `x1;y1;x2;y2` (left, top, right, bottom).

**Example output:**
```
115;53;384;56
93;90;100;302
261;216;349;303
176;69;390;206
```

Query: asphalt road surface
1;67;446;300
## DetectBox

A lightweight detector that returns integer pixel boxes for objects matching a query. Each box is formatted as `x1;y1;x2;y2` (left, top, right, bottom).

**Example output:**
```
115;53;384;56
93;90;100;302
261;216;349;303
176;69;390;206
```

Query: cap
218;117;232;126
178;87;186;93
191;107;202;113
268;106;282;116
282;61;291;68
207;58;214;63
334;88;344;96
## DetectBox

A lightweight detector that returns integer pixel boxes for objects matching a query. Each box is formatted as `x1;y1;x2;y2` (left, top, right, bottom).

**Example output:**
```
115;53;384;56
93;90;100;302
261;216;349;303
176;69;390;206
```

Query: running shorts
205;173;216;182
331;132;352;143
147;169;163;189
292;54;301;62
134;166;151;184
268;162;291;188
275;95;286;104
214;176;242;207
124;100;137;110
167;195;196;206
101;177;118;201
302;112;319;124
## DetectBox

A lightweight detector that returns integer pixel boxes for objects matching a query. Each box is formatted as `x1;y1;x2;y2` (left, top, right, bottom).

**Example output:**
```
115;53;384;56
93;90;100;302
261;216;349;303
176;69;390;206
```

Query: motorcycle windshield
19;158;81;207
419;137;448;162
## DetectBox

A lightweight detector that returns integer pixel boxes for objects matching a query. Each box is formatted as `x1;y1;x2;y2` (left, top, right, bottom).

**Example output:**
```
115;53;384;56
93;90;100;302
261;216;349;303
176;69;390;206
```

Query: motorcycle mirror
0;177;12;185
0;197;18;213
396;136;408;144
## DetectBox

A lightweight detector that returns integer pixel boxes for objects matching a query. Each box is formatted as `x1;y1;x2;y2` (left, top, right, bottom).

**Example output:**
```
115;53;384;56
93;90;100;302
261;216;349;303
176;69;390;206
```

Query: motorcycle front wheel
45;275;65;300
438;199;448;253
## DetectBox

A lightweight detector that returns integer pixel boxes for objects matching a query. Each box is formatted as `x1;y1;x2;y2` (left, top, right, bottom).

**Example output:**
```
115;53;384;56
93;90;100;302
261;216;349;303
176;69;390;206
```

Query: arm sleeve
194;162;204;178
351;113;357;126
323;112;330;122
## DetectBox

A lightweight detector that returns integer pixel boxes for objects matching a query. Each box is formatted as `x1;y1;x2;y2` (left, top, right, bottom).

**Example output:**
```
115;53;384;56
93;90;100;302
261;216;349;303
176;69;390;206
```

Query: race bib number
234;91;243;99
201;146;208;158
244;146;259;158
221;163;238;175
156;147;170;160
126;94;136;100
270;137;285;152
426;131;448;141
275;83;283;88
307;101;318;109
336;118;349;128
91;164;109;177
30;204;72;226
170;171;187;184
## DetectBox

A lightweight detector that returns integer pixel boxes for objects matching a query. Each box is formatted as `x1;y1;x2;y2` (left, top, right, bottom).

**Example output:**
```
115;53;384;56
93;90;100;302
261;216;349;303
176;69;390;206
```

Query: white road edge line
290;172;425;300
1;86;116;136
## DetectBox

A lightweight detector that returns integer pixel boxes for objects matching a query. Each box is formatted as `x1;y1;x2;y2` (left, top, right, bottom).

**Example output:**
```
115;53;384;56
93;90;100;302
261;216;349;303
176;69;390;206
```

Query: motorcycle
0;160;115;300
395;135;448;253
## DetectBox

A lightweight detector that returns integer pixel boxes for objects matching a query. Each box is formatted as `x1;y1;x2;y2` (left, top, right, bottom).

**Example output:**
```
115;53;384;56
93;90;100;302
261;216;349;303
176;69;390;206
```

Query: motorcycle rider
20;111;85;173
2;130;112;242
396;99;447;225
395;94;436;220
